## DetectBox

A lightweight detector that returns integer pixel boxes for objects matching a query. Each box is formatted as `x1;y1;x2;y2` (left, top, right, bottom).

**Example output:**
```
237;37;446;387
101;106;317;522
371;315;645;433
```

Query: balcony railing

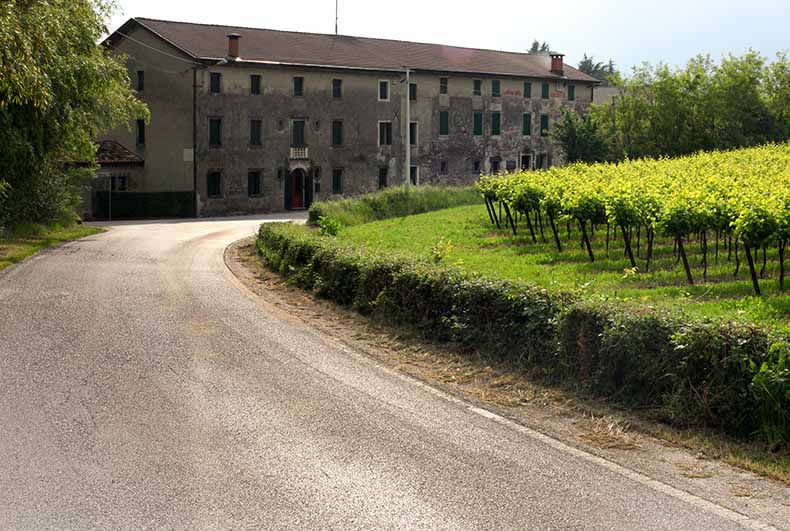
289;146;309;160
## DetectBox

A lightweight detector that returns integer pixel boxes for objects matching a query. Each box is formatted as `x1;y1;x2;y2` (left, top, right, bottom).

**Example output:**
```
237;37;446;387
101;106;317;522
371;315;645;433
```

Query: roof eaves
201;56;598;82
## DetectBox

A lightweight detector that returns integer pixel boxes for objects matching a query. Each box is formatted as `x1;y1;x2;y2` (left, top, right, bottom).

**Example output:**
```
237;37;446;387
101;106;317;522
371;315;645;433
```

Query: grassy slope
341;204;789;327
0;223;104;271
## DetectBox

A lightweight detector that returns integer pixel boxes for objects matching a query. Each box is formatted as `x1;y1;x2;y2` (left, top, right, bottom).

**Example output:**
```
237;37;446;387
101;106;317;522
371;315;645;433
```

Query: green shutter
440;111;449;136
491;112;501;135
522;113;531;136
524;81;531;98
542;82;549;99
492;80;501;97
568;85;575;101
541;114;549;136
473;112;483;135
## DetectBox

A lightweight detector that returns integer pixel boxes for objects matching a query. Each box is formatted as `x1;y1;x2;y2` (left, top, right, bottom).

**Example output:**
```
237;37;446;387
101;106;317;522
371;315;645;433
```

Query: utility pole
404;67;411;185
335;0;338;35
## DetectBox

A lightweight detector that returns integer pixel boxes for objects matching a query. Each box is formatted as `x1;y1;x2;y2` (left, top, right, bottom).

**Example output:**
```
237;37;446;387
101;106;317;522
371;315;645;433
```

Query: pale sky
108;0;789;72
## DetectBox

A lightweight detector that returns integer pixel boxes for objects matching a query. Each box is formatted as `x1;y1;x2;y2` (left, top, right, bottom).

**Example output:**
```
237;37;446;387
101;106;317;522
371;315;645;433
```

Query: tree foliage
577;54;619;83
0;0;148;226
591;50;790;161
528;40;551;54
550;108;607;164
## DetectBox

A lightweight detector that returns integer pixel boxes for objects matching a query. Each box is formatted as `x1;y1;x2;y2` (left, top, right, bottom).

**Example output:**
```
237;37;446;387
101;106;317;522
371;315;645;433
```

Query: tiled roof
96;140;144;165
122;18;598;83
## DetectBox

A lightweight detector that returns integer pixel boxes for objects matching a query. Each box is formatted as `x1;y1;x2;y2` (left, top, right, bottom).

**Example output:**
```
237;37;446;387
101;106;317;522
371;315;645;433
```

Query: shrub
256;222;790;445
317;215;342;236
307;185;481;227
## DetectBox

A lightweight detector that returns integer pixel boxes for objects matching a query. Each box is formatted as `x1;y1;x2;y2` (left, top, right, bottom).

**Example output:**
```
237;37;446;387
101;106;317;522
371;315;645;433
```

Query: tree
578;54;620;83
591;50;789;161
0;0;148;226
551;108;607;164
528;40;551;54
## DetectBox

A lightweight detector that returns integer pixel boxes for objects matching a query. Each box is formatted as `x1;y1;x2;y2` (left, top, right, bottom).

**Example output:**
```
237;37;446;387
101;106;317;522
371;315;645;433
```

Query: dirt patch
227;237;790;529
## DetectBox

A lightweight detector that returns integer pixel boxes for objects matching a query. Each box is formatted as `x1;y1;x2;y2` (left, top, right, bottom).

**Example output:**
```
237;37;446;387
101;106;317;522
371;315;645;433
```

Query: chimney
550;53;564;76
227;33;241;60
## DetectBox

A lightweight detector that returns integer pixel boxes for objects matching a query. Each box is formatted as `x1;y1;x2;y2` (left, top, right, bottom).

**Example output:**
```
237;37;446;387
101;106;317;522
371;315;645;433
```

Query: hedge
257;222;790;446
307;185;481;227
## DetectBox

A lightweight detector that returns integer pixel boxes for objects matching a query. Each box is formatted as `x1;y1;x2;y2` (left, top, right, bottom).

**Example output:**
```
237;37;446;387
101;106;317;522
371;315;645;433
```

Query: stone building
101;18;599;217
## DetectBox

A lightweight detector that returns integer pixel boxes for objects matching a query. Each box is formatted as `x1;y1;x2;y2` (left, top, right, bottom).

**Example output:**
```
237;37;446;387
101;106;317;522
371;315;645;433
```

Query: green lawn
340;204;789;328
0;223;104;271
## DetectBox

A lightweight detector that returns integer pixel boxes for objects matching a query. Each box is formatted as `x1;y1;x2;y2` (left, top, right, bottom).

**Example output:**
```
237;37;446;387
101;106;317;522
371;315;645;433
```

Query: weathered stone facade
102;18;598;217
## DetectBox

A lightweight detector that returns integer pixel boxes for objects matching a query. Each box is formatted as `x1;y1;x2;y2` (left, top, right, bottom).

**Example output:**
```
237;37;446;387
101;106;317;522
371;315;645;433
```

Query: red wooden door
291;171;304;209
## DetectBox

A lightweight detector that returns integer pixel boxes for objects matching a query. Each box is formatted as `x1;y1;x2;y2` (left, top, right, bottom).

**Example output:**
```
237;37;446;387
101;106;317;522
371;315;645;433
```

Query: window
210;72;221;94
492;80;501;97
537;153;547;169
540;114;550;136
209;118;222;146
207;171;222;197
541;82;550;99
410;165;419;186
378;167;388;189
440;77;448;94
331;120;343;146
439;160;448;175
473;160;481;173
409;122;418;145
523;81;531;98
293;76;304;97
491;112;501;136
292;119;306;146
491;158;501;174
250;119;262;146
332;78;342;98
248;171;262;196
520;154;531;170
136;119;145;146
378;121;392;145
439;111;449;136
409;82;417;101
473;112;483;136
568;84;576;101
250;74;261;95
473;79;482;96
522;113;532;136
332;168;343;194
111;175;128;192
378;80;390;101
136;70;144;91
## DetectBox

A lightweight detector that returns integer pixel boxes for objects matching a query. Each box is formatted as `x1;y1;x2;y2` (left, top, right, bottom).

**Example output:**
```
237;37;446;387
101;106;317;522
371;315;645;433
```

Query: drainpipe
404;67;411;186
192;66;198;217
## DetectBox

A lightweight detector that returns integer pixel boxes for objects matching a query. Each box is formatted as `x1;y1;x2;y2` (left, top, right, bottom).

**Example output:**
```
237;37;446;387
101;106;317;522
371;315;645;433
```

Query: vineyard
476;144;789;296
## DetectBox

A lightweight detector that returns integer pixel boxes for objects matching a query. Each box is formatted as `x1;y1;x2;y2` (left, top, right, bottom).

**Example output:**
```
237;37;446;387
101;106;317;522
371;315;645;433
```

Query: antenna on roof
335;0;338;35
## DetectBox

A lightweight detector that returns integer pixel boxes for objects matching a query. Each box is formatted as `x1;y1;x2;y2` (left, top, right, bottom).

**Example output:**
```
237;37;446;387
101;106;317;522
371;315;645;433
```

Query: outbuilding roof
96;140;144;166
111;17;599;83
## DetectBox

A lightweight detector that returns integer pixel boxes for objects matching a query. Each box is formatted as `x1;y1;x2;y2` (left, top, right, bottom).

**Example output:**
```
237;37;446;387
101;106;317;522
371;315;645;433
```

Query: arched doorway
286;168;305;209
284;167;314;210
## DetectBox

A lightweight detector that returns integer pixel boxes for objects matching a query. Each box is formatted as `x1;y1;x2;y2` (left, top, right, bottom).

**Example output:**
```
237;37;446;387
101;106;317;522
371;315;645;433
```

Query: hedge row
257;222;790;446
307;185;481;227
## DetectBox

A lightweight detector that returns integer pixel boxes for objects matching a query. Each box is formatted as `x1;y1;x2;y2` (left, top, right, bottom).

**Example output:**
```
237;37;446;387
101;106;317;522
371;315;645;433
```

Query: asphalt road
0;215;776;530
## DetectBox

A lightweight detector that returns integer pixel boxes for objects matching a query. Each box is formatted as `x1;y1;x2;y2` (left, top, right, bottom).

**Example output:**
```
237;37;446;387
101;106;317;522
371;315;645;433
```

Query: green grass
308;185;481;227
340;204;789;328
0;222;104;271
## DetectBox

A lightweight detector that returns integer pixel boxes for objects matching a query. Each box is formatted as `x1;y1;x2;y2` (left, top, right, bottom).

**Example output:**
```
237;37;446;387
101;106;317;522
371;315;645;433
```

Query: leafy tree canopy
578;54;620;84
590;50;790;160
0;0;148;226
528;40;551;54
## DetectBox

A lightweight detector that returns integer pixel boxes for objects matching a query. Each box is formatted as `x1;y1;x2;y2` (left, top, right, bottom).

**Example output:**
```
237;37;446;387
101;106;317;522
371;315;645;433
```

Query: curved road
0;216;775;529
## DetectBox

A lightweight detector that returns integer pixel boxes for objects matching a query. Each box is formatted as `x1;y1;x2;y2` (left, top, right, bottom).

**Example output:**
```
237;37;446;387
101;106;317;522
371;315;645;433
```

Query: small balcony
289;146;309;160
